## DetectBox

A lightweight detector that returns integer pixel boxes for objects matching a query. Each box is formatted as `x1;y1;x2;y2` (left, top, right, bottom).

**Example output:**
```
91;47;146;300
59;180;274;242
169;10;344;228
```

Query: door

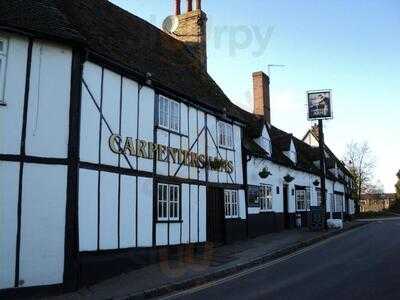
283;185;290;229
207;187;225;245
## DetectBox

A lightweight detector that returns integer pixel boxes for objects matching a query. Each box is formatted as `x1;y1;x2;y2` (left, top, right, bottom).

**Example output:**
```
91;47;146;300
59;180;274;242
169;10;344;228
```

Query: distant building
360;194;396;212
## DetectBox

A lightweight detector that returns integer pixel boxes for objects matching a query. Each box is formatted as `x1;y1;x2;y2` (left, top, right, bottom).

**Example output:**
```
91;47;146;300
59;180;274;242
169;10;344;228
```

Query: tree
344;141;376;214
365;180;384;194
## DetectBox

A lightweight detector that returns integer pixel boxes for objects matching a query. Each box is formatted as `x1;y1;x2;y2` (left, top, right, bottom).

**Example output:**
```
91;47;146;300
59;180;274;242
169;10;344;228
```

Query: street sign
307;90;333;120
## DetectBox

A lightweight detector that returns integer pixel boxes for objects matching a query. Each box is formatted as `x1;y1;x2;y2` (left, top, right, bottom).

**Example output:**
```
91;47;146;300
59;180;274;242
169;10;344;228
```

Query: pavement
162;218;400;300
42;221;365;300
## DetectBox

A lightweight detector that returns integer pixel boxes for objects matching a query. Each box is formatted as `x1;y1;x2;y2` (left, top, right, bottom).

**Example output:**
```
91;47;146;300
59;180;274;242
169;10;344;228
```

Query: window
296;189;310;211
218;122;233;149
259;185;273;211
261;137;272;155
0;36;8;104
224;190;239;218
157;184;180;221
158;95;180;132
334;194;343;212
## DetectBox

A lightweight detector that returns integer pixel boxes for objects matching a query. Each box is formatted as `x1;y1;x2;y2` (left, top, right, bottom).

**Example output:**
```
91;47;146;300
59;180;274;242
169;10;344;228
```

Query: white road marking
356;217;400;222
157;226;366;300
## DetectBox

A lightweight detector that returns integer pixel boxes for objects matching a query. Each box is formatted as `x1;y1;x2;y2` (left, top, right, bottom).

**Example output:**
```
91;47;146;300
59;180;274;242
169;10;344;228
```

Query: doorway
206;187;225;245
283;185;290;229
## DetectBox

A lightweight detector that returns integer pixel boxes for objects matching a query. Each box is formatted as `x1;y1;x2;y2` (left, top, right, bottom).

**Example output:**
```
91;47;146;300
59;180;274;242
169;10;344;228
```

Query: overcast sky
110;0;400;192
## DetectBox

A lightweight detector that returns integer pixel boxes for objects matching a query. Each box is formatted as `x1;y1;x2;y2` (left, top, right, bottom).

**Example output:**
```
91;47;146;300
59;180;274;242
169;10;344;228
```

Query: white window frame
224;190;239;219
261;137;272;155
218;121;234;149
0;35;8;105
296;189;310;211
334;193;344;213
157;183;180;221
259;185;273;212
158;95;180;132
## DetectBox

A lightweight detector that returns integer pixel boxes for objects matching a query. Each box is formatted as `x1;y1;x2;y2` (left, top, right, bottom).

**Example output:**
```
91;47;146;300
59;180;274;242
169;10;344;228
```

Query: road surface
162;219;400;300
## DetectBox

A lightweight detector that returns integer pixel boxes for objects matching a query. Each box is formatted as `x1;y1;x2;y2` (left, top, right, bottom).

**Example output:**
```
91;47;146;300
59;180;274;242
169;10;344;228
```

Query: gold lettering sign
109;134;234;173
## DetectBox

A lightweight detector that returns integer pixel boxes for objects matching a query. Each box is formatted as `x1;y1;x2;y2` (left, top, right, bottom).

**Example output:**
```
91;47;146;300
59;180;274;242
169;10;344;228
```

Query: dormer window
158;95;180;132
218;121;233;149
0;36;8;105
255;126;272;156
284;139;297;164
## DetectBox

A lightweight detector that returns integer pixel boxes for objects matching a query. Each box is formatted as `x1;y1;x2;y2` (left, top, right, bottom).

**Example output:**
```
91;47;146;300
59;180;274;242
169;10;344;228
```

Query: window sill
260;210;274;213
225;216;240;220
157;220;183;224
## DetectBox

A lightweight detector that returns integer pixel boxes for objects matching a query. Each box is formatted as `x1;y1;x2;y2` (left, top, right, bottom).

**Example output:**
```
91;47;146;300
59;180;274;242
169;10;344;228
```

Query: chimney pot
187;0;193;12
253;71;271;124
175;0;181;15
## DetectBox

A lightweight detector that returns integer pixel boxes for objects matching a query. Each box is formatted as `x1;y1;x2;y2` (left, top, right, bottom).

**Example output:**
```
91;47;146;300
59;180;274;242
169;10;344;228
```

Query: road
161;219;400;300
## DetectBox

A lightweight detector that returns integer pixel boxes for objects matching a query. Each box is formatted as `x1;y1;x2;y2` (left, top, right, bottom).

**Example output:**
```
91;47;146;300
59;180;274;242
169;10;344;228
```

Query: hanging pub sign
307;90;333;120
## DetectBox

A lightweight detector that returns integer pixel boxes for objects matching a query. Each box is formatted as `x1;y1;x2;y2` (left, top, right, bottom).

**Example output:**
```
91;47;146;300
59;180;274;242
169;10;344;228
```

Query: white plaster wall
239;190;246;219
199;185;207;242
78;169;98;251
156;224;168;246
0;162;19;289
80;62;102;163
100;69;120;167
198;111;206;182
155;183;206;246
120;175;136;248
234;125;243;184
206;114;218;182
180;103;189;136
188;107;198;180
137;177;153;247
247;157;324;214
137;87;154;172
25;41;71;158
0;34;28;155
157;129;169;176
169;223;181;245
19;164;67;287
120;78;138;169
169;133;181;176
190;185;199;243
99;172;119;250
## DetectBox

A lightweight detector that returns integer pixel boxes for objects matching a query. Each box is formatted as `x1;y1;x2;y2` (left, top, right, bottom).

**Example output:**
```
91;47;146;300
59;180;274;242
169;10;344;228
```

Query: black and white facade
0;0;355;293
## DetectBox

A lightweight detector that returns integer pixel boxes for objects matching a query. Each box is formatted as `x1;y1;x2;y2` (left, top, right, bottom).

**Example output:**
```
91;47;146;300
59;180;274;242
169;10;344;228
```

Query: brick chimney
168;0;208;71
252;71;271;124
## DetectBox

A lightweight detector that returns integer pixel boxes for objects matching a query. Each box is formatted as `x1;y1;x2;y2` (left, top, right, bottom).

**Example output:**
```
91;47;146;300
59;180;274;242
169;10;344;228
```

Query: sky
110;0;400;192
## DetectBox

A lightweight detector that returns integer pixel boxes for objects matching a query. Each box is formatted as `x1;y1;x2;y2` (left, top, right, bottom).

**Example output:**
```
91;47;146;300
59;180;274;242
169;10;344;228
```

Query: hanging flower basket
284;174;295;183
259;167;272;179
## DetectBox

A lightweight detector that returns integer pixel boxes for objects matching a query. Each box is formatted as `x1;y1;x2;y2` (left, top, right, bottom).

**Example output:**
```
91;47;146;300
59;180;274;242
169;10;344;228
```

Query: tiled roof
0;0;85;44
0;0;253;123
